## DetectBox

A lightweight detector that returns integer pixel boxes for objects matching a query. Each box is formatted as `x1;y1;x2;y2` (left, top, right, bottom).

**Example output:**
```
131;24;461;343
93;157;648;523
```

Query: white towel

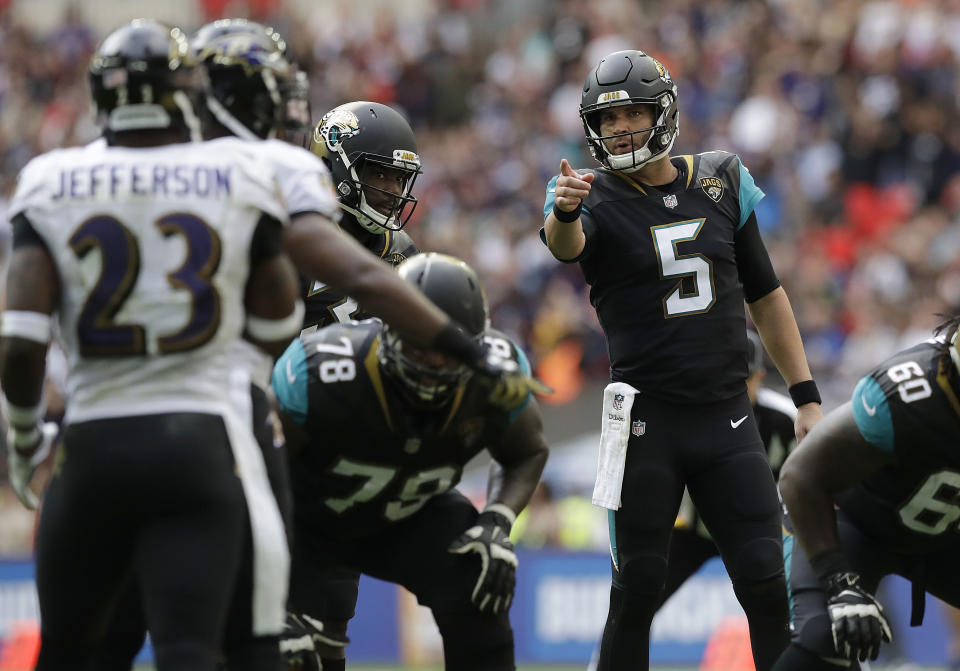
592;382;640;510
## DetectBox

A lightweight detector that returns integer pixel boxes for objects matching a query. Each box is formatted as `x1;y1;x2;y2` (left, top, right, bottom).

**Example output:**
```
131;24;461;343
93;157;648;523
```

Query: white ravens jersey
9;138;290;422
207;137;342;390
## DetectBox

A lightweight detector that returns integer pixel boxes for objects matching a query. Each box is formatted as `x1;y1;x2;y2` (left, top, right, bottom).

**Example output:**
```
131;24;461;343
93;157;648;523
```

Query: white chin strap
206;95;263;141
603;131;675;173
173;91;203;143
340;201;389;234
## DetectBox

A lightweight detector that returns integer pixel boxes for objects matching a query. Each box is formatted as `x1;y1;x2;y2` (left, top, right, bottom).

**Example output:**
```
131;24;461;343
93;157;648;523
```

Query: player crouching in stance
772;316;960;670
274;254;550;671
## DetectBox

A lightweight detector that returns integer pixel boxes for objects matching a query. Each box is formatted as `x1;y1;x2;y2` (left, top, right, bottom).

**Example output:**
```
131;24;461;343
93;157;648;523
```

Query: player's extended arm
543;159;594;261
778;402;894;660
748;286;823;440
284;214;545;403
484;398;549;515
285;213;449;345
448;399;548;614
779;402;891;561
243;252;302;358
0;243;60;509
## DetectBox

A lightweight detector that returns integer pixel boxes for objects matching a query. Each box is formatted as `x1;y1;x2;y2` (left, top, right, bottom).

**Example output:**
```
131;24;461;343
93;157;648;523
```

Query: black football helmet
580;49;679;172
89;19;204;142
197;32;295;140
380;254;489;408
310;101;421;233
192;18;290;59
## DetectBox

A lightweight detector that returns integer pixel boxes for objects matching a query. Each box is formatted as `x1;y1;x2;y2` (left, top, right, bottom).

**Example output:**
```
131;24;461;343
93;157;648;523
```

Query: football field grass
134;666;952;670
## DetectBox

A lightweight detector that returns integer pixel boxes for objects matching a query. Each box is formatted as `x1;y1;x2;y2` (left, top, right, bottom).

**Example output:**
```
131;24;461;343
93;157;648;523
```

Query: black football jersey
272;321;530;538
843;339;960;553
300;227;419;333
543;151;768;403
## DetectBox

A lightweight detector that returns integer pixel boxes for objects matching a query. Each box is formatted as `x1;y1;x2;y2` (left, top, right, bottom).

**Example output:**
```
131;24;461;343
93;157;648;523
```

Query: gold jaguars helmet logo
311;108;361;159
652;57;673;85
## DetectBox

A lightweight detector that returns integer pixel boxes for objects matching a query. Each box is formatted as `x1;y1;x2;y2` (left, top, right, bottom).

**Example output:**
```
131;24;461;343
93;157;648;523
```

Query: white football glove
448;509;518;614
7;421;58;510
824;572;893;662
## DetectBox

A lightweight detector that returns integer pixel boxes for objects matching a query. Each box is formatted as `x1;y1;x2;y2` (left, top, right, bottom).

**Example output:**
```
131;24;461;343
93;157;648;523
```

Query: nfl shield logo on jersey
662;194;678;208
632;420;646;436
700;177;724;202
613;393;624;410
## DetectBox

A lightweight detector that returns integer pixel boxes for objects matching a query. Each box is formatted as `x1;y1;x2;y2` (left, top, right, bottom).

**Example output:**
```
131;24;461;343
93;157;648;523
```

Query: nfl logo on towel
613;393;624;410
632;420;646;436
663;194;678;208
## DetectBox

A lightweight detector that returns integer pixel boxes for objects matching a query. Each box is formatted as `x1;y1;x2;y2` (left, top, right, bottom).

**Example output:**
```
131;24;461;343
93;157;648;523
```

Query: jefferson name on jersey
49;161;232;201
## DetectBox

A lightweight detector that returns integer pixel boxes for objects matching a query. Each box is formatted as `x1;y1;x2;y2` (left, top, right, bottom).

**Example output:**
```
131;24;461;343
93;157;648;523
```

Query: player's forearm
0;246;57;408
486;449;548;515
543;213;585;261
0;339;47;408
748;287;813;387
778;456;841;560
285;215;450;348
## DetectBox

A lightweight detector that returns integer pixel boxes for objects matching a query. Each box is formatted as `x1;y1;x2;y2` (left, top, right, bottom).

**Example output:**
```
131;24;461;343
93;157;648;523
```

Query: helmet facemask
379;328;471;408
581;94;678;173
340;153;420;233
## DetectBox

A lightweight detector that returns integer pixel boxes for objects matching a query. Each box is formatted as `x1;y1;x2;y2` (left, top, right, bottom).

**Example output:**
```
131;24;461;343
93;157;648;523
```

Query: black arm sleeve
11;213;49;252
249;213;285;266
735;212;780;302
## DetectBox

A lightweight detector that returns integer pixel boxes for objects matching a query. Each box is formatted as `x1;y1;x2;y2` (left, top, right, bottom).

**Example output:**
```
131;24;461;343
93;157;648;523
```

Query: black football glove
448;509;518;614
473;351;552;410
279;612;322;671
823;572;893;662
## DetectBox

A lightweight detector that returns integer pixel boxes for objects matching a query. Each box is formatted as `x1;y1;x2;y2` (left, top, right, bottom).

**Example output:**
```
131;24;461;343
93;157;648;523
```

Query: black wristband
552;202;582;223
432;321;484;367
789;379;821;407
810;548;851;583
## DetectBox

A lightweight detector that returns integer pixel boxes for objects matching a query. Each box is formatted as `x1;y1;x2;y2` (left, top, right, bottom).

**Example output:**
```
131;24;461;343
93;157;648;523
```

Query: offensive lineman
773;317;960;669
274;254;549;671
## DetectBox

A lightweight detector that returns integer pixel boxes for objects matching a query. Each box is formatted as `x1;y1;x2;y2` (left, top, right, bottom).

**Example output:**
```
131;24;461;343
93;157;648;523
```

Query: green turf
134;666;950;671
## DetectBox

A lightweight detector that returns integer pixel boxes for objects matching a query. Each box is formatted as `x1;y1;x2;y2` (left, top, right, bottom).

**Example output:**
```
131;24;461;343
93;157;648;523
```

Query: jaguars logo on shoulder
313;108;360;158
700;177;724;203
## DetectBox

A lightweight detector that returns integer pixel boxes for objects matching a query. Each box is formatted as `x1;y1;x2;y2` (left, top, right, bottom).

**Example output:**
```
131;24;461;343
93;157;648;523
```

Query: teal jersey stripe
543;175;559;218
782;529;796;624
542;174;591;220
271;338;309;424
737;159;765;230
607;509;619;573
507;342;533;423
851;375;895;454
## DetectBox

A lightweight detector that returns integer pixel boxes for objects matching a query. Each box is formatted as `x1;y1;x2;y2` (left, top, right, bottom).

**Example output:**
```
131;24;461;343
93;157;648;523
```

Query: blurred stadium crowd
2;0;960;553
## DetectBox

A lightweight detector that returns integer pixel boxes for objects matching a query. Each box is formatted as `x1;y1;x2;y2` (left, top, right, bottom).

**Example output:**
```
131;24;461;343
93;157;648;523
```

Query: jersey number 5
70;214;221;356
651;218;716;317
